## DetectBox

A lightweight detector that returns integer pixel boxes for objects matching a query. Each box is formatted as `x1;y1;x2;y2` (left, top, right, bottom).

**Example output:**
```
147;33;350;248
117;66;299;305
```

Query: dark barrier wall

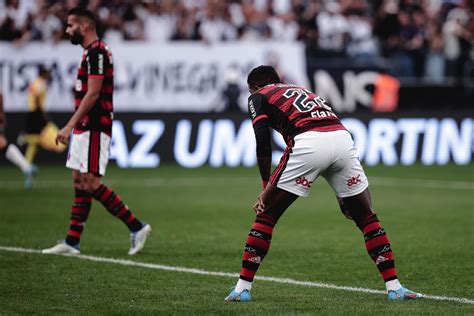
2;112;473;167
306;62;474;112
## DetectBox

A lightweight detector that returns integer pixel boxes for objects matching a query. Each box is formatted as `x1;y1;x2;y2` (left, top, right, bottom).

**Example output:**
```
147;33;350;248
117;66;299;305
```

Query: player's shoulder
258;83;300;95
87;41;112;55
248;91;268;104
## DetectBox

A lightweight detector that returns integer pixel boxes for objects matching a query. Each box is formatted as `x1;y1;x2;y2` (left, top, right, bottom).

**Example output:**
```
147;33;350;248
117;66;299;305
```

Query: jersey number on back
283;88;332;113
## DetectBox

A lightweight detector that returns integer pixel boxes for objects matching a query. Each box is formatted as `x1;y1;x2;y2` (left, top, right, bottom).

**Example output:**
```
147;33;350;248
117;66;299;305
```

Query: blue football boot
388;286;423;300
224;288;251;302
24;164;38;189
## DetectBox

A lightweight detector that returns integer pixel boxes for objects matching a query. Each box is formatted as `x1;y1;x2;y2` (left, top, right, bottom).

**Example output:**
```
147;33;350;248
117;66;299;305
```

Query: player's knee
337;196;353;220
353;212;378;230
72;176;83;190
81;175;101;194
82;182;100;194
256;211;279;225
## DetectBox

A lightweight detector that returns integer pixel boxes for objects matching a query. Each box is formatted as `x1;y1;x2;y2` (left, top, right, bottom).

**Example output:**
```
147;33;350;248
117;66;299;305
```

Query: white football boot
128;224;152;255
42;242;80;255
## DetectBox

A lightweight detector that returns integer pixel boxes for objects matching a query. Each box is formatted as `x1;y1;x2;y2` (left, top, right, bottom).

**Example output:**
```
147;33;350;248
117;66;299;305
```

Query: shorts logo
295;177;313;188
347;174;362;187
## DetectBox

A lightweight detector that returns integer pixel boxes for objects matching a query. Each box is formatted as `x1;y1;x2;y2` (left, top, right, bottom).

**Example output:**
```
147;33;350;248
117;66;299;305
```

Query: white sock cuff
235;278;252;293
385;279;402;292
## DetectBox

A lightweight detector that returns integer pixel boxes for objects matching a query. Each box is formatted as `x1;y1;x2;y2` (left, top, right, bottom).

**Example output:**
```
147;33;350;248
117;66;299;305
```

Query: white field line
0;246;473;305
0;176;472;190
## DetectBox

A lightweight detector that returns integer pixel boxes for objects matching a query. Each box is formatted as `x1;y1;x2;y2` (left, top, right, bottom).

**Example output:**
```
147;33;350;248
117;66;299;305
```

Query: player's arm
56;49;104;145
56;77;103;145
249;93;272;189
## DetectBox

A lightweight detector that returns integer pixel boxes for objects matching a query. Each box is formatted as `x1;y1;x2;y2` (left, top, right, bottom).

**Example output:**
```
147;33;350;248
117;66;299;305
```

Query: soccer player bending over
43;7;151;256
225;65;422;301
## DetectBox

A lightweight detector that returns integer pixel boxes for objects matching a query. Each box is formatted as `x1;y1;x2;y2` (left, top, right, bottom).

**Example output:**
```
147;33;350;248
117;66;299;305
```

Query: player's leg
64;170;93;247
87;131;151;255
42;170;86;255
82;172;152;255
3;141;37;189
79;131;151;254
25;134;40;163
82;173;142;231
227;133;326;301
338;190;400;285
337;189;422;299
226;184;298;302
326;130;422;299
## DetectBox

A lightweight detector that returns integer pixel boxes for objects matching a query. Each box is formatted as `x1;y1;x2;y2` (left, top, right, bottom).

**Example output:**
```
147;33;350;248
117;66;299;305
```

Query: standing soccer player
24;66;66;163
42;7;151;256
225;65;422;301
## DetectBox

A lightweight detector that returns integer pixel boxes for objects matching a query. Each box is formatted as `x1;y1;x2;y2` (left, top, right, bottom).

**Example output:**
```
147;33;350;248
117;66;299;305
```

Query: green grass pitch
0;164;473;314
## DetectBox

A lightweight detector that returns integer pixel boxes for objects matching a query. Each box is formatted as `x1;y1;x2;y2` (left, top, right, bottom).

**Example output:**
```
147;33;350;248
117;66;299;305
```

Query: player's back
252;83;345;142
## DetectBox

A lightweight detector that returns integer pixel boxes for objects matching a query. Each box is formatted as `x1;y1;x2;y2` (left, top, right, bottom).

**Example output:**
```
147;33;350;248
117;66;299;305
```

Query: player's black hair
68;6;96;27
247;65;281;89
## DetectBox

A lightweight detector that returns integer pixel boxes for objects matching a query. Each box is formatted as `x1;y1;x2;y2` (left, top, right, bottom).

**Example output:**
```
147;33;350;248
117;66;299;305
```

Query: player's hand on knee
253;195;266;214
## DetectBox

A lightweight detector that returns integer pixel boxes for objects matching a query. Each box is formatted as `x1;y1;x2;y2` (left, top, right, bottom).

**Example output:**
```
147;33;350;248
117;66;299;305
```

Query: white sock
235;279;252;293
385;279;402;292
5;144;31;173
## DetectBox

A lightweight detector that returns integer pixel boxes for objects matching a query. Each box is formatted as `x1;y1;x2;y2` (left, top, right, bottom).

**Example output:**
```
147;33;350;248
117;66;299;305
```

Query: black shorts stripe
270;139;294;185
88;131;101;175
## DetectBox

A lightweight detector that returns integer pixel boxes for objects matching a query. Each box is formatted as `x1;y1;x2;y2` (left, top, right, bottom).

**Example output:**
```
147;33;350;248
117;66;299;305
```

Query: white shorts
66;130;110;176
270;130;368;198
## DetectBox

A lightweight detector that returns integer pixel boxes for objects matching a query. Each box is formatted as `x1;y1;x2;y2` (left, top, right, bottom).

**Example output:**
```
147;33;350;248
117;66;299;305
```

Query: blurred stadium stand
1;0;473;82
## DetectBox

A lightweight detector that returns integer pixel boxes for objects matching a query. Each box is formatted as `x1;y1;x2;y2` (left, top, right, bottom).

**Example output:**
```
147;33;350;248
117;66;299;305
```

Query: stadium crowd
0;0;473;79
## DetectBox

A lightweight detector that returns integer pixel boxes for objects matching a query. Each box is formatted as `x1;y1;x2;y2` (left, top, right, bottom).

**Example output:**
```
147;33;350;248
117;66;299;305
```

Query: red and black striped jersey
74;40;113;135
248;83;345;143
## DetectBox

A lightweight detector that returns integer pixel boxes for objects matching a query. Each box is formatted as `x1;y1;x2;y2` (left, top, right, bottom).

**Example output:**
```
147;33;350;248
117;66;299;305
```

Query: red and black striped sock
361;215;397;282
65;189;92;246
239;213;277;282
93;184;143;232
